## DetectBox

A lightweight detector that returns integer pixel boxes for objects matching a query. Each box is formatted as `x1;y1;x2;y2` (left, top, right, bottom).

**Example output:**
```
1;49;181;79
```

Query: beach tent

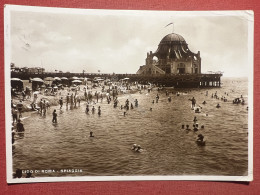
61;77;69;86
31;78;44;91
11;78;23;91
44;77;54;87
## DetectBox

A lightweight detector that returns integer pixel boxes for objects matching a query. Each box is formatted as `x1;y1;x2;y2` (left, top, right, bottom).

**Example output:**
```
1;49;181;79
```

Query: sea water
12;77;248;176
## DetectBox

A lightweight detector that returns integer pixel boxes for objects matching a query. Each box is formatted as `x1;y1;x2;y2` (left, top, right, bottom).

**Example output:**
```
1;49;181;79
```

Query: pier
11;72;222;88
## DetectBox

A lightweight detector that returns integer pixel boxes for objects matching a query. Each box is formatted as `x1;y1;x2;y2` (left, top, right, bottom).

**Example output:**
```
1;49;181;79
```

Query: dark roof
159;33;186;45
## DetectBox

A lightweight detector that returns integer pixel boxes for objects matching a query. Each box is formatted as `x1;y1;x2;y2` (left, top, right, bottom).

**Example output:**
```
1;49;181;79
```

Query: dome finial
165;22;174;33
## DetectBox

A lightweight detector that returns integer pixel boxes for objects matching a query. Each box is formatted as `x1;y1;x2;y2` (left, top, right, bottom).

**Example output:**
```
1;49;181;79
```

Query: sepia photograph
4;5;253;183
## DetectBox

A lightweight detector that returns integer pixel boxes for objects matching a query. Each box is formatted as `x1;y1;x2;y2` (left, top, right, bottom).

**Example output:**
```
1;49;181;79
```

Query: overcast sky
10;9;251;77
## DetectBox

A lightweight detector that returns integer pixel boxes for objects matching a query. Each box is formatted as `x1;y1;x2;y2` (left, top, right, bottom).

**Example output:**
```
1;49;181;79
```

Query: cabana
31;78;44;91
11;78;23;92
53;77;62;86
44;77;54;87
61;77;69;86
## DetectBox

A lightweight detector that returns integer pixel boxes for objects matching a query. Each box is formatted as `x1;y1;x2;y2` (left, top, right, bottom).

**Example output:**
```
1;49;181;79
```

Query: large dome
154;33;191;59
159;33;186;45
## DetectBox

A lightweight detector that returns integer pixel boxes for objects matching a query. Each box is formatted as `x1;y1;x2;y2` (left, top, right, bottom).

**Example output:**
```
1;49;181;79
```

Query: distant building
10;63;45;74
28;67;45;74
137;33;201;75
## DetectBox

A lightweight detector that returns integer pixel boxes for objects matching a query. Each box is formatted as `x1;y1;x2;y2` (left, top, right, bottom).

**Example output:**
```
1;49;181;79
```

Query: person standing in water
42;100;47;116
134;99;138;107
16;119;25;132
86;104;89;114
66;93;70;108
190;97;196;109
59;97;63;109
98;106;101;116
52;109;57;123
92;106;95;114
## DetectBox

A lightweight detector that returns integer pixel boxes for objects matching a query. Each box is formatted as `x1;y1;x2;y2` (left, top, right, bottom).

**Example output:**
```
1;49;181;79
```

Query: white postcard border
4;4;254;183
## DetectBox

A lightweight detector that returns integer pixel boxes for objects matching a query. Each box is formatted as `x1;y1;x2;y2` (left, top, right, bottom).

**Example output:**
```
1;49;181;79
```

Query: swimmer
168;97;172;102
182;125;185;129
124;111;126;117
216;104;221;108
193;126;198;132
150;107;152;111
152;100;155;104
197;134;204;142
135;145;142;152
193;117;197;123
131;103;134;109
201;125;204;129
186;125;190;130
202;101;206;104
131;144;137;150
90;131;94;137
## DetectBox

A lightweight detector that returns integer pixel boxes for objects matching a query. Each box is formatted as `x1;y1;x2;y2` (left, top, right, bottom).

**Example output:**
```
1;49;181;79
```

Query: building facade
137;33;201;75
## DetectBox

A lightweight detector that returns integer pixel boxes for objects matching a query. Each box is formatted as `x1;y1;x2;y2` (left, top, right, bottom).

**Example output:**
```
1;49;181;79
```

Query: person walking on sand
52;109;57;123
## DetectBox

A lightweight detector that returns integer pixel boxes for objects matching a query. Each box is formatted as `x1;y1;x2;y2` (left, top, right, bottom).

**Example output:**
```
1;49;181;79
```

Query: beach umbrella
33;91;40;95
44;77;54;81
54;77;61;81
53;86;58;89
11;78;22;82
61;77;68;80
31;78;44;83
72;80;82;83
70;76;79;80
123;78;130;80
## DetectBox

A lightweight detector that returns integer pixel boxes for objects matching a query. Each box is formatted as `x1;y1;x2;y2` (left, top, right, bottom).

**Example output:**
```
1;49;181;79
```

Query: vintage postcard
4;5;254;183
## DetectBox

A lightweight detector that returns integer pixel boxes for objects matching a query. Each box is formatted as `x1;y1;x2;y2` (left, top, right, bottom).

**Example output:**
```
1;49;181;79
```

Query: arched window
177;63;185;74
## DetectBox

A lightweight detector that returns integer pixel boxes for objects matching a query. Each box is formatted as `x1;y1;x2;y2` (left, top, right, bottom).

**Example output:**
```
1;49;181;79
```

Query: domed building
137;33;201;75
